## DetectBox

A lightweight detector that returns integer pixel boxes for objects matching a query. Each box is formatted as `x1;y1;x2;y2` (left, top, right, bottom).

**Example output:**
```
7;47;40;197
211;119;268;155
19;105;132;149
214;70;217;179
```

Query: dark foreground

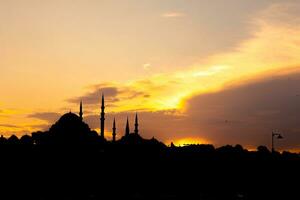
0;143;299;200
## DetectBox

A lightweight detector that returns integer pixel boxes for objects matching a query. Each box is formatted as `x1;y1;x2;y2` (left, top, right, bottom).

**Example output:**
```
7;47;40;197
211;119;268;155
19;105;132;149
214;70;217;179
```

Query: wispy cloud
204;2;300;76
67;84;151;112
161;12;185;18
67;87;119;105
0;124;20;128
28;112;61;123
143;63;151;70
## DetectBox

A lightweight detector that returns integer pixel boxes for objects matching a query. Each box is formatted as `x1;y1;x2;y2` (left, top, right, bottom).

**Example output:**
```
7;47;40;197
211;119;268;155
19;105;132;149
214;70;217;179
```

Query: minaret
79;100;83;120
100;94;105;139
134;113;139;135
125;117;130;137
112;118;116;142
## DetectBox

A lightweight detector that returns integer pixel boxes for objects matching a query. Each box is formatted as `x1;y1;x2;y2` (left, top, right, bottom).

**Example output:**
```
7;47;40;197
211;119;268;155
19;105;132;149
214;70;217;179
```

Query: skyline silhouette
0;92;298;155
0;99;298;199
1;92;295;153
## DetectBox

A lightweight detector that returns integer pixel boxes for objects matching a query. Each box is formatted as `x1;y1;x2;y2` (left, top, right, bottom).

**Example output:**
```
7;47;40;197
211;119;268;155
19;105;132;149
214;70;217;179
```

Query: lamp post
271;131;283;153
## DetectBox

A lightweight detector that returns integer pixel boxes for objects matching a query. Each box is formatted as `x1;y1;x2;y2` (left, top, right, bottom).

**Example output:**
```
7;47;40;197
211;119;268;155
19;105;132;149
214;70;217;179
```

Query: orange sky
0;0;300;151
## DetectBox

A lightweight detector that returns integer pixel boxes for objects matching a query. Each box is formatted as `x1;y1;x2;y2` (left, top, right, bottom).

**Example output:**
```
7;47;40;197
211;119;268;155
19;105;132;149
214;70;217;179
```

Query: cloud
0;124;21;128
28;112;61;124
26;112;65;132
162;12;185;18
67;84;151;112
143;63;151;70
257;3;300;27
179;71;300;150
203;2;300;78
0;109;22;118
29;124;51;131
67;87;119;105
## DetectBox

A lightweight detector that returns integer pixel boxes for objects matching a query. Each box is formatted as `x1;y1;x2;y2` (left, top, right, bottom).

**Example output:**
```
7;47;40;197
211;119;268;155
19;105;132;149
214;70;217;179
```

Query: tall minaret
79;100;83;120
100;94;105;139
134;113;139;135
112;118;116;142
125;117;130;137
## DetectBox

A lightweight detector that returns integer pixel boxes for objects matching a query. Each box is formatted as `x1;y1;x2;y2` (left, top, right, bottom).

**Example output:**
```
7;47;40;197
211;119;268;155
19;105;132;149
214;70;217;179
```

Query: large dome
57;112;82;124
48;112;93;144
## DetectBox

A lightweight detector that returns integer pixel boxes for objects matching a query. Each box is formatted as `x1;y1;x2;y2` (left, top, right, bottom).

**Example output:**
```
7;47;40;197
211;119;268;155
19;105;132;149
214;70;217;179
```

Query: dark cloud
124;90;148;99
181;72;300;150
29;124;51;131
0;124;20;128
28;112;61;124
67;87;119;105
67;85;150;106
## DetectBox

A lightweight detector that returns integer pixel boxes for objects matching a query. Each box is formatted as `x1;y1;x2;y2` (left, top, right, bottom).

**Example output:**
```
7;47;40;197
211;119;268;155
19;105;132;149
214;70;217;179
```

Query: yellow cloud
162;12;185;18
143;63;151;70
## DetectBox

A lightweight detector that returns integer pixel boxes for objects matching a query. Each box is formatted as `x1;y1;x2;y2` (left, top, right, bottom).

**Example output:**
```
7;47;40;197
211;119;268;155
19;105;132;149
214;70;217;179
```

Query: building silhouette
75;94;142;141
134;113;139;135
100;94;105;139
47;111;98;145
125;117;130;137
79;100;83;121
112;118;116;142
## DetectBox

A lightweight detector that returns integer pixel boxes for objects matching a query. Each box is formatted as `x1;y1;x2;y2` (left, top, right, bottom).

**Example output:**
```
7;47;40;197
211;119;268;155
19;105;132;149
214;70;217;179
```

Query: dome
58;112;81;124
49;112;92;143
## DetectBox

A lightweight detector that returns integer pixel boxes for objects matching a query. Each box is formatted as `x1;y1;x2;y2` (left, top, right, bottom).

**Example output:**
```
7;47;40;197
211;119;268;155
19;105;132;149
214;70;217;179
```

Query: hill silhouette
0;109;299;199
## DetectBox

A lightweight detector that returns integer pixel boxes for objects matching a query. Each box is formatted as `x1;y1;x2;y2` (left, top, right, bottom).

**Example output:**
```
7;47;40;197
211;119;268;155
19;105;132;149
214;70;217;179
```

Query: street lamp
272;131;283;153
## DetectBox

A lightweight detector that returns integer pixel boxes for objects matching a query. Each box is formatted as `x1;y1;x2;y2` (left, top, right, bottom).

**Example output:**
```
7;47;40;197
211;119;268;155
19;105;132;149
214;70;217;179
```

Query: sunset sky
1;0;300;151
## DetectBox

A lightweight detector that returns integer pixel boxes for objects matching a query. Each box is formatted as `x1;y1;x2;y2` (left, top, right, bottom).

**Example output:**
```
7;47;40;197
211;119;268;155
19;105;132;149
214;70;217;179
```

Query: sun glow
170;137;211;147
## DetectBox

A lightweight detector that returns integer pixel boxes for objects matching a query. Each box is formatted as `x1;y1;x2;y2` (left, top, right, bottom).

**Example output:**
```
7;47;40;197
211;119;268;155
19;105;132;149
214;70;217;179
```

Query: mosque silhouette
29;94;162;147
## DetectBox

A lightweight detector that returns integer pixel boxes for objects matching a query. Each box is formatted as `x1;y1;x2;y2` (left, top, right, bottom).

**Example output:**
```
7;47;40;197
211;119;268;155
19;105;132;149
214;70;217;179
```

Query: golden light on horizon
169;137;211;147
